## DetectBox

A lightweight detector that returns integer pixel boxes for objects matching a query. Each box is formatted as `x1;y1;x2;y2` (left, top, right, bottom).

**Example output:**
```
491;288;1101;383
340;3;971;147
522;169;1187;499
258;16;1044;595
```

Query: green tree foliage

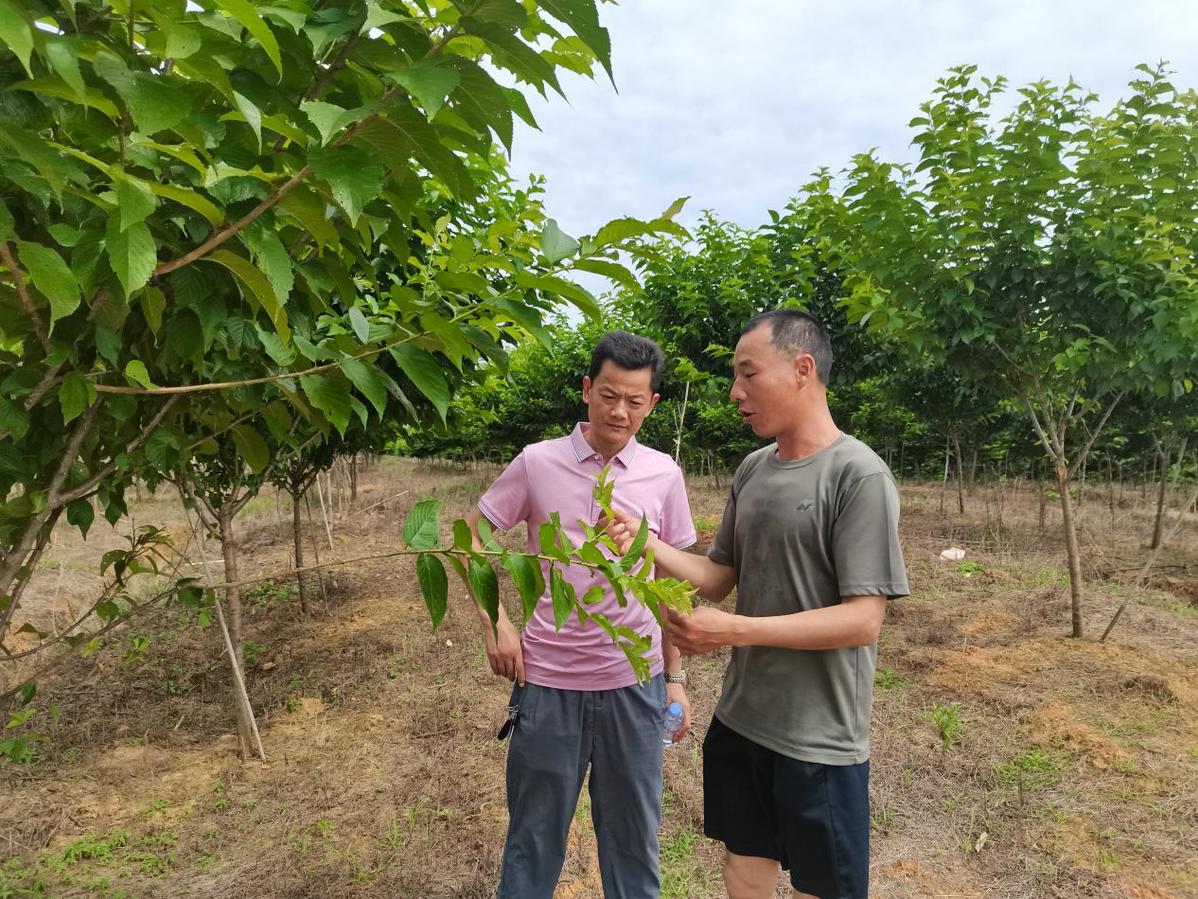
0;0;682;653
832;64;1198;636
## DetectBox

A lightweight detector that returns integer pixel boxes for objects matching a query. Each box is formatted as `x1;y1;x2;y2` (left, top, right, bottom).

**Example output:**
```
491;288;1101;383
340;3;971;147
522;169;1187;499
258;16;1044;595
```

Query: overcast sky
507;0;1198;239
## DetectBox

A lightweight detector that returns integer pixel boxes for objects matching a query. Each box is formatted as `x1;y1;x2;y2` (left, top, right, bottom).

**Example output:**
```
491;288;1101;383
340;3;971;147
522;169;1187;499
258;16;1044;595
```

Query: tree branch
1067;391;1125;482
152;166;312;279
57;396;181;507
153;84;404;279
1019;392;1059;460
0;362;64;441
0;241;50;352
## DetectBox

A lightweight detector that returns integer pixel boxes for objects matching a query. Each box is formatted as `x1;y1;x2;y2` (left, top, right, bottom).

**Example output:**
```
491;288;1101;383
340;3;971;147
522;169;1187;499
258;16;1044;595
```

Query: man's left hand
664;605;741;656
665;681;691;742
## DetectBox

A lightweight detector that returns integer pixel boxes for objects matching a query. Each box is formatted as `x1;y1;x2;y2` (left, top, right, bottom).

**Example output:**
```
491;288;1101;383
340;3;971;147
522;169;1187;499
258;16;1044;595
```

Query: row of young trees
0;0;697;758
413;64;1198;640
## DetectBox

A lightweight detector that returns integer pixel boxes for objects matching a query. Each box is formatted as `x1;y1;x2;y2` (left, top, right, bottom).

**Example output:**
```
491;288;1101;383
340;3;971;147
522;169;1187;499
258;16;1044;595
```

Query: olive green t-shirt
708;434;909;765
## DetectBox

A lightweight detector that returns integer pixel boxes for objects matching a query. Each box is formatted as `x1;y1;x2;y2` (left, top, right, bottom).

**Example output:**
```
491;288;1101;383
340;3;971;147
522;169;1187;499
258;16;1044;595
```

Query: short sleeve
707;485;738;567
832;473;909;599
659;469;697;550
477;452;531;531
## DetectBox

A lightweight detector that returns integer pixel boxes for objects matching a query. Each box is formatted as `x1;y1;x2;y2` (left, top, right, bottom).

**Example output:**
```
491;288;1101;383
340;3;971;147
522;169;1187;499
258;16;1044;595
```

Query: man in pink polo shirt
464;331;696;899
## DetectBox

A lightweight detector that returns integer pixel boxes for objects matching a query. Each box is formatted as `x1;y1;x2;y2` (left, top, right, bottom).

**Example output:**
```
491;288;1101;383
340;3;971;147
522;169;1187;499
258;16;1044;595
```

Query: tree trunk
292;490;311;615
951;433;965;515
349;455;358;503
1151;446;1169;550
1056;463;1085;639
217;507;253;758
1038;478;1047;532
672;380;690;467
940;436;950;517
966;446;979;495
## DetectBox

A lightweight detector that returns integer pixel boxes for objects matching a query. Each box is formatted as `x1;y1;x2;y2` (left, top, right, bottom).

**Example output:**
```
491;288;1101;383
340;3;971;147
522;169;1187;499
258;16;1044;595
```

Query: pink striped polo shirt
478;422;697;690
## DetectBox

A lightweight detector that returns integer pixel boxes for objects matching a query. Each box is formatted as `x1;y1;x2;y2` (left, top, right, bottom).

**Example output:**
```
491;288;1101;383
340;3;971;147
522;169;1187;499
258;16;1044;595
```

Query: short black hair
742;310;834;384
588;331;665;392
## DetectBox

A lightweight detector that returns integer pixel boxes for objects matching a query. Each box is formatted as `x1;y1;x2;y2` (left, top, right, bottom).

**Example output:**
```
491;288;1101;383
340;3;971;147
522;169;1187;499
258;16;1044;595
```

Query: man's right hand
484;616;525;685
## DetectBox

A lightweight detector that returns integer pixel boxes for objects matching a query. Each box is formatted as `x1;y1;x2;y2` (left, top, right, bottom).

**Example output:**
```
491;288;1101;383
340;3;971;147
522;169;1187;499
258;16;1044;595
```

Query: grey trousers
496;675;667;899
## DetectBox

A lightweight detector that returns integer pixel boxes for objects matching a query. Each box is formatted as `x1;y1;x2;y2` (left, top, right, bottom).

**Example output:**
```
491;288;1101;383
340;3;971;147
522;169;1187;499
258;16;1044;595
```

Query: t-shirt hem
839;584;910;599
524;661;664;692
715;710;870;766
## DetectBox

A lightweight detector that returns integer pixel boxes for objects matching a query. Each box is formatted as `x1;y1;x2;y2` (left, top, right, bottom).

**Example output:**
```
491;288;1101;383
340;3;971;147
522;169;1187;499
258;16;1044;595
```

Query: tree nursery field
1;458;1196;898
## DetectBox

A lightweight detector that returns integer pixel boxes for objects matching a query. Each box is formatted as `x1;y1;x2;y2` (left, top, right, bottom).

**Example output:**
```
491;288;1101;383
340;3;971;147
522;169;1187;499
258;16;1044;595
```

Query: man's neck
774;402;841;462
582;424;629;463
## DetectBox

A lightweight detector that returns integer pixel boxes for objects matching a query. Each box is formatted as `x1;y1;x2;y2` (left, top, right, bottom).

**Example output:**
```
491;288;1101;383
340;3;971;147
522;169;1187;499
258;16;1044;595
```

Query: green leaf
538;0;612;80
659;196;689;220
243;226;293;302
301;372;352;436
446;56;514;151
300;100;363;146
17;241;79;326
232;91;263;151
231;425;269;474
416;553;449;631
137;288;165;335
43;38;85;102
0;0;33;75
550;567;574;631
0;396;29;439
309;145;386;226
124;360;155;389
339;357;392;417
278;186;338;249
502;552;544;622
571;258;639;293
402;498;439;550
115;174;159;231
347;306;370;343
620;517;649;568
165;23;203;59
66;497;94;538
201;249;288;342
391;60;460;120
468;558;500;626
216;0;283;79
0;125;73;199
453;519;473;552
352;108;474;199
541;219;580;263
390;344;449;421
58;371;93;424
514;272;600;320
105;218;156;299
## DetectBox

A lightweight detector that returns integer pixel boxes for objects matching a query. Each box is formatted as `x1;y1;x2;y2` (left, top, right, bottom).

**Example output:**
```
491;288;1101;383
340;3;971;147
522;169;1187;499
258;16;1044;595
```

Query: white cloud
509;0;1198;238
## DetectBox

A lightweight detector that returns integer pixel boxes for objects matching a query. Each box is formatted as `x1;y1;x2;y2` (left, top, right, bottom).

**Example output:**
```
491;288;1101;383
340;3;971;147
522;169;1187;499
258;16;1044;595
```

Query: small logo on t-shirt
796;499;815;512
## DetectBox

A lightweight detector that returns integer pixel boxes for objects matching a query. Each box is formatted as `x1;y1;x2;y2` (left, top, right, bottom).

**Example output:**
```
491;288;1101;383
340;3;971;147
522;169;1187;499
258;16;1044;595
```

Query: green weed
995;747;1068;793
875;667;909;690
930;702;965;750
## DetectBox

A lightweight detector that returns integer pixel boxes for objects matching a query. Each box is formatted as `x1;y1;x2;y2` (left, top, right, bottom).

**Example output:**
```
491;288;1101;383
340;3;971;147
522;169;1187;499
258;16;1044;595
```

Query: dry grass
1;459;1196;898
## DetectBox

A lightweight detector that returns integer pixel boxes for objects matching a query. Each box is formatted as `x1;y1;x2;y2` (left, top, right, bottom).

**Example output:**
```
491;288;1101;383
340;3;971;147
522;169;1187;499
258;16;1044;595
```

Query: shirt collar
570;422;638;468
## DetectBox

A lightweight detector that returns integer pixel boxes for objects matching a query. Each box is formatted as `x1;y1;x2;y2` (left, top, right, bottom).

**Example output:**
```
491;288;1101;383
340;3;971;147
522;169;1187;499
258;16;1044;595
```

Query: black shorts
702;716;870;899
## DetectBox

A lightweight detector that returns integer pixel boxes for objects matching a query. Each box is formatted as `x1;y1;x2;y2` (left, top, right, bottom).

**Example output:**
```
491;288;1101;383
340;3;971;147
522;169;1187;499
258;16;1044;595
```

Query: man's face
728;324;813;437
582;360;659;448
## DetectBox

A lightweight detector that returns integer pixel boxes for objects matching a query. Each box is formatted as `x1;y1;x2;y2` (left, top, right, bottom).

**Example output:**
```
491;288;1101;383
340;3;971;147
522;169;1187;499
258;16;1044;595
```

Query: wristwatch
664;671;686;684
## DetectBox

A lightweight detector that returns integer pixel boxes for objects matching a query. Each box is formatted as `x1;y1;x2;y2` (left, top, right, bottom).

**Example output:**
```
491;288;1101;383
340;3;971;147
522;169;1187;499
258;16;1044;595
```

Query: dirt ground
2;458;1196;898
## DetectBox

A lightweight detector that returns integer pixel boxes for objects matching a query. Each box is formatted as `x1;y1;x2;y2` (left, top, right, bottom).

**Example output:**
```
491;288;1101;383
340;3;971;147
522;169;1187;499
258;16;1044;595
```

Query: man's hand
665;681;691;742
664;605;742;656
484;617;525;685
600;506;645;556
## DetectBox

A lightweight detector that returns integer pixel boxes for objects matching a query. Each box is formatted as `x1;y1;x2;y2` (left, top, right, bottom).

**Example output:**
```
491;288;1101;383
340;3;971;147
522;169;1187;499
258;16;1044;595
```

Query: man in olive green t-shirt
611;311;908;899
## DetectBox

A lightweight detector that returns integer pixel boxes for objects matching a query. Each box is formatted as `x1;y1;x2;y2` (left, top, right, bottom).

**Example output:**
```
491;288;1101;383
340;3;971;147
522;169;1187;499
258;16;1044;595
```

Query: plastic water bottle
662;701;684;747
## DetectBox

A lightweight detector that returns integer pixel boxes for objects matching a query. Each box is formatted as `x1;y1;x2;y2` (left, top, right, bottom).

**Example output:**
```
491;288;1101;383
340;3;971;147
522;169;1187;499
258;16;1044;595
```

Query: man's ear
794;353;815;385
646;393;661;415
582;375;593;402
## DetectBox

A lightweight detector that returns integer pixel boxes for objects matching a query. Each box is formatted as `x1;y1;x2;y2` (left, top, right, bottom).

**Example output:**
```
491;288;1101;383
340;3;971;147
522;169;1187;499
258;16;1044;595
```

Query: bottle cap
666;701;683;716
